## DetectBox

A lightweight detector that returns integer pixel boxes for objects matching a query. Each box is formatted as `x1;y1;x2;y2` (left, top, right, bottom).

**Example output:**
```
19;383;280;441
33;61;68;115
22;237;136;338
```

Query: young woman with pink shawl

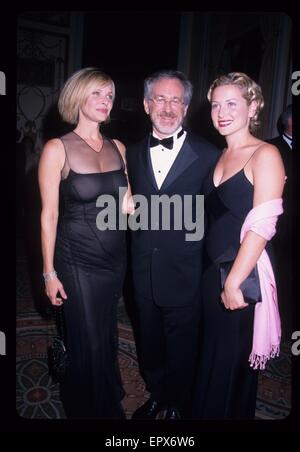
192;72;285;420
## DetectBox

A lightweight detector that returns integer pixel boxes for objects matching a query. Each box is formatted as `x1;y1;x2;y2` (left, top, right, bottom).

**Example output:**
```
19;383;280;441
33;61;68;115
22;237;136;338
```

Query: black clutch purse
48;306;68;382
219;260;262;304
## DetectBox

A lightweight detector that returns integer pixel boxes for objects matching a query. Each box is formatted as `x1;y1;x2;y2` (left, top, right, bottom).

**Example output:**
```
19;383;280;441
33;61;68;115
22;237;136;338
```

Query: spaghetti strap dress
192;159;267;419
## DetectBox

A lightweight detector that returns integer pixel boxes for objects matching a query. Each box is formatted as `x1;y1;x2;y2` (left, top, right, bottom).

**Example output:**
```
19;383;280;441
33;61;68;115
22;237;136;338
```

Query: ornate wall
17;12;83;152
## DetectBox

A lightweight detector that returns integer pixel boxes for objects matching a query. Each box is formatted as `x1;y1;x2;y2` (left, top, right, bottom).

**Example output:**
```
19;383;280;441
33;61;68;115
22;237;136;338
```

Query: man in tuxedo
268;104;293;340
126;70;220;419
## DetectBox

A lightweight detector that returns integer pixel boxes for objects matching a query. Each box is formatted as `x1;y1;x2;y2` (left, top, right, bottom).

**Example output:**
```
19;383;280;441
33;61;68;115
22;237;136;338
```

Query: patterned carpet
16;236;291;420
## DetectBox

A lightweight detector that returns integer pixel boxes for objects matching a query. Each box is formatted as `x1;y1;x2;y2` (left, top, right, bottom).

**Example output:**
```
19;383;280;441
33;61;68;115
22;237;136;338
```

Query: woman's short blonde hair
207;72;264;133
58;67;115;124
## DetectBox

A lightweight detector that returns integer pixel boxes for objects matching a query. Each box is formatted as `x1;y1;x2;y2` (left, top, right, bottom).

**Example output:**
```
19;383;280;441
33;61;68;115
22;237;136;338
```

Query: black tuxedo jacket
126;132;220;307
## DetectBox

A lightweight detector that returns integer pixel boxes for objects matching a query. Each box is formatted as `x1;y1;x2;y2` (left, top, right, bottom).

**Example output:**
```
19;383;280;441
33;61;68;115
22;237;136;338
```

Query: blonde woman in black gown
192;72;285;419
38;68;133;418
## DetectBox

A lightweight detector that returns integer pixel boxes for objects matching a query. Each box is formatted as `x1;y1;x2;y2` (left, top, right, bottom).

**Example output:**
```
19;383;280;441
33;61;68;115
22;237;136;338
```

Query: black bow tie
149;129;184;150
149;135;174;149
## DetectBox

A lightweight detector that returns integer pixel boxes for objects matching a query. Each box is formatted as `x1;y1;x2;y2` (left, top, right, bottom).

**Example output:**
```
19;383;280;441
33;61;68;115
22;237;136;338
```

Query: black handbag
48;305;68;382
219;260;262;304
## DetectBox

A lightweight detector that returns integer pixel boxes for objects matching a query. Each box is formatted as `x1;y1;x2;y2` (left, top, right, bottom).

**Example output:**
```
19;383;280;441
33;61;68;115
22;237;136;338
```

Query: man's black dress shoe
132;399;164;419
165;407;181;420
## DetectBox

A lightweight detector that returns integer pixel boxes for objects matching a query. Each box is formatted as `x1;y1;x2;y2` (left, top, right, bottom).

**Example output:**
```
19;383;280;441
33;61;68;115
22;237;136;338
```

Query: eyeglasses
149;96;185;108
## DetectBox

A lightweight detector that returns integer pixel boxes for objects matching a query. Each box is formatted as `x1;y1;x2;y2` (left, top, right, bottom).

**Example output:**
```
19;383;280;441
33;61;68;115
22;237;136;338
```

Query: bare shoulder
254;141;280;159
251;140;285;187
112;138;126;158
251;141;285;202
42;138;64;154
252;141;282;165
40;138;65;167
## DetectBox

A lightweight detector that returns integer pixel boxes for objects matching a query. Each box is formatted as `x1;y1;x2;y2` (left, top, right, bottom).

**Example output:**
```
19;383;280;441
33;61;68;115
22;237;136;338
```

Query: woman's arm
38;138;68;305
222;144;285;310
113;139;135;215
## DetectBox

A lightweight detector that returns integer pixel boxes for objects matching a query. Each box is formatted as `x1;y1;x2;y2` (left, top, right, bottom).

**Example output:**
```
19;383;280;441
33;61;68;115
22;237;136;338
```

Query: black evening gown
192;167;261;419
54;131;127;418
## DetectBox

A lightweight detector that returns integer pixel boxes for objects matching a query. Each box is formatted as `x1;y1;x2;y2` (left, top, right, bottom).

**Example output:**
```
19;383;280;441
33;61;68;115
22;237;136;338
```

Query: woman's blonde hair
207;72;264;133
58;67;115;124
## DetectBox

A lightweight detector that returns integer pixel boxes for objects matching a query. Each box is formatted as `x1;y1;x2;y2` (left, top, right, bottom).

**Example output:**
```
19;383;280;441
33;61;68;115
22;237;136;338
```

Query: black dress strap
59;135;72;179
108;137;126;171
242;146;262;169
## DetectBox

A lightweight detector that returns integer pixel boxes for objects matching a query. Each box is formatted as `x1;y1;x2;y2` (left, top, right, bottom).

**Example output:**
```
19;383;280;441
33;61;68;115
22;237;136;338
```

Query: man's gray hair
144;70;193;106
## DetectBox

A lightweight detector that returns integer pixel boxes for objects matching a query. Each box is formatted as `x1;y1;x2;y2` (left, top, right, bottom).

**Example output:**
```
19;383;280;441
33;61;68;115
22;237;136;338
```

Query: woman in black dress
192;72;285;419
38;67;134;418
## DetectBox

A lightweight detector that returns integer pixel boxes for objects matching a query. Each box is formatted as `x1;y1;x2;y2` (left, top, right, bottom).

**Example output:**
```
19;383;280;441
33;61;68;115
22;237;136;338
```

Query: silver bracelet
43;270;57;282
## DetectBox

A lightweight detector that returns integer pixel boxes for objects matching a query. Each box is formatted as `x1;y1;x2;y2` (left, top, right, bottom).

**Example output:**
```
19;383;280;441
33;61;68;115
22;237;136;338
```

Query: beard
151;112;182;136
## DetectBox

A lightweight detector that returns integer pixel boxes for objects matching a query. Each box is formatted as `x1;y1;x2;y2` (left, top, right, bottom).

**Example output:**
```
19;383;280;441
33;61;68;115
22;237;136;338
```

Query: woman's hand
221;283;248;310
45;277;68;306
122;190;135;215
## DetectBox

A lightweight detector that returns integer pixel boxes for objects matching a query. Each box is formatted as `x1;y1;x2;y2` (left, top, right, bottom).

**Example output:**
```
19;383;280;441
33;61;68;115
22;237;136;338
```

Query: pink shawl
240;198;284;370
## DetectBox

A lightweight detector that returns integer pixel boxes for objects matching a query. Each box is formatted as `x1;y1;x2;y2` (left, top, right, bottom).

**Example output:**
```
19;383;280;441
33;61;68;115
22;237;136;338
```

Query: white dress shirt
282;133;292;149
150;128;187;189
